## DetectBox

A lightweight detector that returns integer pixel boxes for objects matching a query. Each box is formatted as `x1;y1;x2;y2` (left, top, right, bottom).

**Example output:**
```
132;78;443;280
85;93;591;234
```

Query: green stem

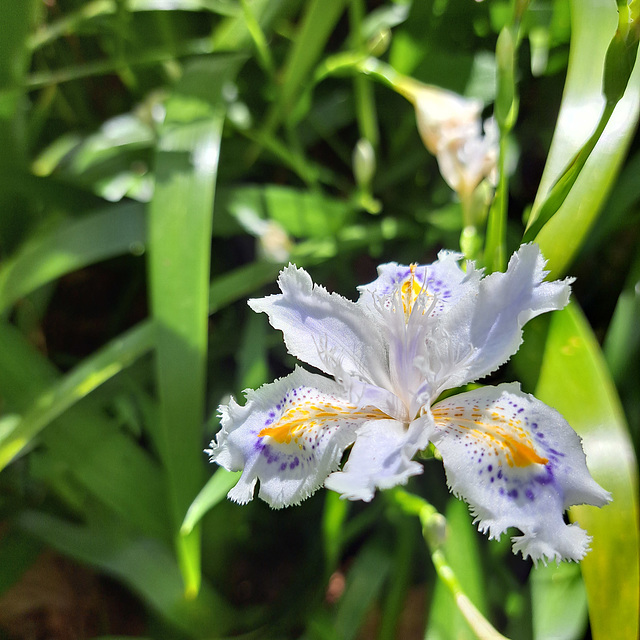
391;489;510;640
349;0;379;147
485;133;509;272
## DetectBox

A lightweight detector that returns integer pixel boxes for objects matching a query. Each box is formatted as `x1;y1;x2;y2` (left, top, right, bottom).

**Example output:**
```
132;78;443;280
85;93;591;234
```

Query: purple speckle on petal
535;468;554;485
525;489;535;501
508;489;518;499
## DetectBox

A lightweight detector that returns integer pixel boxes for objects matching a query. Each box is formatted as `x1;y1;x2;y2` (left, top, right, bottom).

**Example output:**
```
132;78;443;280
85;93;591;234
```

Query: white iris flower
208;244;611;564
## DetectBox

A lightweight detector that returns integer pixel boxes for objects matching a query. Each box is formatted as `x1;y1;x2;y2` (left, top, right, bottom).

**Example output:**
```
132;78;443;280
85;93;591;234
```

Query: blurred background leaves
0;0;638;639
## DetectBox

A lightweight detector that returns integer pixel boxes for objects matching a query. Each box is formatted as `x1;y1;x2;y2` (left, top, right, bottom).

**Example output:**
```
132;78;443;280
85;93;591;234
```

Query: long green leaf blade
0;322;170;540
0;322;152;470
530;0;640;278
147;54;242;595
534;303;639;640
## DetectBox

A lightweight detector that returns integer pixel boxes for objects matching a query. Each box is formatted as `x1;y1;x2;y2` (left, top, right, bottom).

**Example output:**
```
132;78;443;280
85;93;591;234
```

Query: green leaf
222;184;355;238
27;0;242;51
528;0;640;278
0;322;170;540
211;0;296;51
333;540;391;640
531;562;588;640
0;0;39;249
273;0;348;120
0;203;146;315
603;244;640;384
534;303;639;640
17;510;236;638
180;469;241;535
0;322;152;471
147;54;242;595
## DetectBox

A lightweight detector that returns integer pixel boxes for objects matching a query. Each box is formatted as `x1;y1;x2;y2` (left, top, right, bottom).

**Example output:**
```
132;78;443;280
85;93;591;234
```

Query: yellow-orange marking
259;402;389;445
432;405;548;467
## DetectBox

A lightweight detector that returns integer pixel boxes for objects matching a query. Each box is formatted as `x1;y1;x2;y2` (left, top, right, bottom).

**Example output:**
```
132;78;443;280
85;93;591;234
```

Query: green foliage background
0;1;638;639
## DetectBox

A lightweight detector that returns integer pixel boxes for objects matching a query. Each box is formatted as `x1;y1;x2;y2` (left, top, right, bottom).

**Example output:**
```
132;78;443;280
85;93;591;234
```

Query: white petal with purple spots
430;383;611;563
208;367;389;508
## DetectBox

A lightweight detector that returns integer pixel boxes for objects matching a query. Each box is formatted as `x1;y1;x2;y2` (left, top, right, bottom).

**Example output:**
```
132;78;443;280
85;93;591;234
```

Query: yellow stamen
401;264;424;320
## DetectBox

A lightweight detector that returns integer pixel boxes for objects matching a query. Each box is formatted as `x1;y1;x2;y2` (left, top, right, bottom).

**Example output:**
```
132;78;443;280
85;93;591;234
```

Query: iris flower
208;244;610;563
401;81;498;201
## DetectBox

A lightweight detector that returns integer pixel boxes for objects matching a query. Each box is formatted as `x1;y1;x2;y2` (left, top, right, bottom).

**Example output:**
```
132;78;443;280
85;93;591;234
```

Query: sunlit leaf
0;204;145;315
534;303;639;640
0;322;152;471
531;562;588;640
0;322;170;540
147;54;242;595
530;0;640;278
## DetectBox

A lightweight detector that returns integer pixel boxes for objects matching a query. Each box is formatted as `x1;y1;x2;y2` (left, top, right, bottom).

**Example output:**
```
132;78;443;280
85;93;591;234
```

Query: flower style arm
429;383;611;564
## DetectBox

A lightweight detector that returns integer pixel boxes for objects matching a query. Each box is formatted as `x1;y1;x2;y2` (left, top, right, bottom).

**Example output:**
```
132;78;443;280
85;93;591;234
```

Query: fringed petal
420;243;573;396
430;383;611;564
207;367;389;508
248;265;390;389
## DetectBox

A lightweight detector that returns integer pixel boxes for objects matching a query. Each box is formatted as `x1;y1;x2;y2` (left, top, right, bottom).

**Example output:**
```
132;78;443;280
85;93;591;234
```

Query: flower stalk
393;489;511;640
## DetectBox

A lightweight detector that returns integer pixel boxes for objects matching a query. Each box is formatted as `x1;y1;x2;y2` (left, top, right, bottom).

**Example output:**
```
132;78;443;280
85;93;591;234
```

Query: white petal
430;383;611;564
325;416;429;502
207;367;389;508
249;264;390;388
422;244;573;394
413;87;482;155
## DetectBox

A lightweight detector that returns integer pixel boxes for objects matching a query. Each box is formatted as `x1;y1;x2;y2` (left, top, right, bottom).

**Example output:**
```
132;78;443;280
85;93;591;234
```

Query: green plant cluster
0;1;638;639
